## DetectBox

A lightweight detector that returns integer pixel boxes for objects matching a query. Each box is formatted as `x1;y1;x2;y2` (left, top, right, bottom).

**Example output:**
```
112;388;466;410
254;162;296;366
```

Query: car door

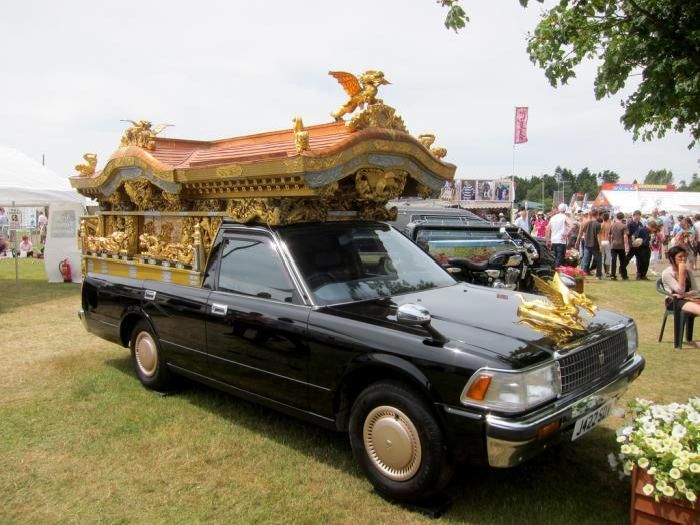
141;280;211;376
205;230;311;410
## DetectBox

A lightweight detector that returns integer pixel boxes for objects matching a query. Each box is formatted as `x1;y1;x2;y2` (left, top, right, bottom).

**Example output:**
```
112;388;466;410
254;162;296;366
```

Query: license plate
571;400;614;441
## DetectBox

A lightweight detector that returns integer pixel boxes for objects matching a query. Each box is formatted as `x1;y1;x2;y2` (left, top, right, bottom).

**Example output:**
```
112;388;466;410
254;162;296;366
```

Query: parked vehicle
80;218;643;502
390;205;560;291
71;81;640;504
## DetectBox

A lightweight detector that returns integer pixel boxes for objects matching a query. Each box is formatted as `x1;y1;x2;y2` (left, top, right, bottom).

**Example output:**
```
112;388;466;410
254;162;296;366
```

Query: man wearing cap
546;203;570;268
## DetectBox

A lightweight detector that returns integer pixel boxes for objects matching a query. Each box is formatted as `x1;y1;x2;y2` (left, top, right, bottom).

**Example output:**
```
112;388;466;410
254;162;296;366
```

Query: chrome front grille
558;331;629;394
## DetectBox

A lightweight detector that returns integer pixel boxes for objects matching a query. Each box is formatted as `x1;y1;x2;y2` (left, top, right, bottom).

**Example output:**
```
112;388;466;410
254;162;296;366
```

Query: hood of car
322;283;630;369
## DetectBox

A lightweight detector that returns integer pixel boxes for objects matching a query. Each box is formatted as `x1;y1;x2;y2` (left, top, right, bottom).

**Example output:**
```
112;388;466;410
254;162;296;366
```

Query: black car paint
80;219;637;465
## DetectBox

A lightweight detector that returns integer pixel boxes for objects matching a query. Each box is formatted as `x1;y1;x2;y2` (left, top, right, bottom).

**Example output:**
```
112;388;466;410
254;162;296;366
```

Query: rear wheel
349;380;453;502
129;321;174;391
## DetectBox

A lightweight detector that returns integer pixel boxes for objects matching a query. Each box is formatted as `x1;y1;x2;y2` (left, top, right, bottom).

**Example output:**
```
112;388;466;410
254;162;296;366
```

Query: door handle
211;303;228;316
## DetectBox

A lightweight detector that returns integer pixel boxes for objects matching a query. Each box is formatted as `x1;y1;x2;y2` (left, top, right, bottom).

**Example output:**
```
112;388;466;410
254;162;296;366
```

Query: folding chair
656;278;695;349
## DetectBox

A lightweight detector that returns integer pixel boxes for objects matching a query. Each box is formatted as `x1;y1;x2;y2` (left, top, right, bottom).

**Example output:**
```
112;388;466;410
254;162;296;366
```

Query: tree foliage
644;169;674;185
677;173;700;192
514;165;616;209
526;1;700;147
440;1;700;147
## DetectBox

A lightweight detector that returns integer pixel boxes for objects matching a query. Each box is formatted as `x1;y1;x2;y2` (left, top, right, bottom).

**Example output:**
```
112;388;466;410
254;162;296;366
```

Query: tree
527;1;700;147
677;173;700;192
440;0;542;31
575;168;600;197
440;1;700;147
644;169;674;185
595;170;620;184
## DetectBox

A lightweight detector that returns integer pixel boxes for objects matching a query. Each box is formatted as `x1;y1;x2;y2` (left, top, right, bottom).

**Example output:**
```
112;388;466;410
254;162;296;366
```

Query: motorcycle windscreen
414;229;515;265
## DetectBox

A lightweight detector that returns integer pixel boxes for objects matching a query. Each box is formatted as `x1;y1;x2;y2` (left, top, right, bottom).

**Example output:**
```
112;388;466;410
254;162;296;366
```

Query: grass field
1;259;698;524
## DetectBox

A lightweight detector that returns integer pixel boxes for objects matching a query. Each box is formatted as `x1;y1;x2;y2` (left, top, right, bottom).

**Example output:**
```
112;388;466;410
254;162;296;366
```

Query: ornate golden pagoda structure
70;70;456;283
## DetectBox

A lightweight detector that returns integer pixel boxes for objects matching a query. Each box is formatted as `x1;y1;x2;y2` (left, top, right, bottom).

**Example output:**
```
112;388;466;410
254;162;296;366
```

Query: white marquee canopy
0;146;84;206
598;189;700;215
0;146;84;282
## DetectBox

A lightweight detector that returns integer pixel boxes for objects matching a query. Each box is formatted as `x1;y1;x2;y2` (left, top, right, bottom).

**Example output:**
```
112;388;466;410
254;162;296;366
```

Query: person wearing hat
19;235;33;257
546;203;571;267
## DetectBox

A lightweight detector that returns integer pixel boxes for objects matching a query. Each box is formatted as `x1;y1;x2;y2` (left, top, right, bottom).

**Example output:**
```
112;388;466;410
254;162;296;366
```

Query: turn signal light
537;419;561;440
466;374;492;401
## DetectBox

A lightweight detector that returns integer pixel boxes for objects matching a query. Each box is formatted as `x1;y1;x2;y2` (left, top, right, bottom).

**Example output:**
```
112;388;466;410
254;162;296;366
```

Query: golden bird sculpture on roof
329;70;391;121
517;273;597;343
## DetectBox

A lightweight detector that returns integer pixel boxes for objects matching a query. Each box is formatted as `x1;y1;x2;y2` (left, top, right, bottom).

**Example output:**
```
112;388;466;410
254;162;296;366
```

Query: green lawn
1;259;698;524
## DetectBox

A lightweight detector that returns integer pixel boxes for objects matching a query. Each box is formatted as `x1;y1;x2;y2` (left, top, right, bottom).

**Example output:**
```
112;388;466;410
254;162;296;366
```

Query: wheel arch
334;354;444;432
119;309;156;347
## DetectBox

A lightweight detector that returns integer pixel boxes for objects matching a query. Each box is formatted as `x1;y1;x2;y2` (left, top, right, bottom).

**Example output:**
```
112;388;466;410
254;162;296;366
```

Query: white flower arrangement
610;398;699;504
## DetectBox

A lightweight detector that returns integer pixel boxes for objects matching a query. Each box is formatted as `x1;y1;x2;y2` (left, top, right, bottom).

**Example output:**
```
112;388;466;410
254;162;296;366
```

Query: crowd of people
514;205;700;282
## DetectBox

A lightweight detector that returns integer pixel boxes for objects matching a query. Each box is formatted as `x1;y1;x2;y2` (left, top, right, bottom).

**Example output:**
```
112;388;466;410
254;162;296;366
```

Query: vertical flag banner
514;107;529;144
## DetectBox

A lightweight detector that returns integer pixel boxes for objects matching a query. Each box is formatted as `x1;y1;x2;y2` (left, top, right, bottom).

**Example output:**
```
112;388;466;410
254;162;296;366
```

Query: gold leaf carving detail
216;165;243;178
75;153;97;176
347;104;407;133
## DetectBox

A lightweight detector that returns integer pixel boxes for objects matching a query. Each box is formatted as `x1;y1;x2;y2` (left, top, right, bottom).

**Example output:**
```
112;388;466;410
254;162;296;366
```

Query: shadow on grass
105;355;630;524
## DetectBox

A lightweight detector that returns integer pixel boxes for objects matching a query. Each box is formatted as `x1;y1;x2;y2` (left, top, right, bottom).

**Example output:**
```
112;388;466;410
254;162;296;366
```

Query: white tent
596;189;700;215
0;146;84;282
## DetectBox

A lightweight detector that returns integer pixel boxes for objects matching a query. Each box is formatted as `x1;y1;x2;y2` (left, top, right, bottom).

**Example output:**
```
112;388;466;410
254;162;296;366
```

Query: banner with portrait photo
460;179;477;201
494;179;513;202
477;180;494;201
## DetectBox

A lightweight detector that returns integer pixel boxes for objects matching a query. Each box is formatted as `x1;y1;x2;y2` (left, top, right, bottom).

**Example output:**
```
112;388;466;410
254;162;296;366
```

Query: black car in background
388;203;557;291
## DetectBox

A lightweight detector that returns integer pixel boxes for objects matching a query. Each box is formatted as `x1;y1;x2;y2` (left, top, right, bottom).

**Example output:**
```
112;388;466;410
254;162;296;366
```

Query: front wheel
349;381;453;503
129;321;174;391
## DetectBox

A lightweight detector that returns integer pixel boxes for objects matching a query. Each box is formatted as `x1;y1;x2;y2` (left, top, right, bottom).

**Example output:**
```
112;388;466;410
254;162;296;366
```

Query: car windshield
414;228;516;264
277;222;456;305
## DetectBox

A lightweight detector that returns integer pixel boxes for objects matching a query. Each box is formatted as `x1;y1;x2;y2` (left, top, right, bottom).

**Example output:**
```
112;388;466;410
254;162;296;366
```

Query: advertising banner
452;178;514;202
514;107;529;144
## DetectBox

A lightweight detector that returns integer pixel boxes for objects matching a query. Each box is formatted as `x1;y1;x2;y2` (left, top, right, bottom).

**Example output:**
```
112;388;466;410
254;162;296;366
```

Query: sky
1;0;697;185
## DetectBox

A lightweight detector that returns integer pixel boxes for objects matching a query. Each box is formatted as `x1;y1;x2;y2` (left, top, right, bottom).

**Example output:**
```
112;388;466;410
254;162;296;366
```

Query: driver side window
217;236;297;303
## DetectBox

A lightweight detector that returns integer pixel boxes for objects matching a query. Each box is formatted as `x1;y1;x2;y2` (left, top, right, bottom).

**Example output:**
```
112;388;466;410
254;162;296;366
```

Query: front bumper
485;353;644;467
439;353;644;467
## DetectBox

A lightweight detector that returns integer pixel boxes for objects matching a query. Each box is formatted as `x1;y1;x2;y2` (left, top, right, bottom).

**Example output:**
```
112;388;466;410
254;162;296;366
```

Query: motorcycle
446;250;524;290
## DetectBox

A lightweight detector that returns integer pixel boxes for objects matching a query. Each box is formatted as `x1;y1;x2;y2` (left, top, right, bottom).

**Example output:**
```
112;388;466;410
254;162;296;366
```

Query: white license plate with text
571;400;614;441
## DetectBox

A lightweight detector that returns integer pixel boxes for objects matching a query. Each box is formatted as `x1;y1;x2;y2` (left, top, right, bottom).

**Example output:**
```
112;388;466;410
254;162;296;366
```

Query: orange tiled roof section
149;121;353;169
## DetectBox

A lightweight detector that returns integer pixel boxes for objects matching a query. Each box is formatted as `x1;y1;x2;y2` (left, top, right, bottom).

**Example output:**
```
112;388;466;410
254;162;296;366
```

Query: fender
119;306;158;348
333;352;443;431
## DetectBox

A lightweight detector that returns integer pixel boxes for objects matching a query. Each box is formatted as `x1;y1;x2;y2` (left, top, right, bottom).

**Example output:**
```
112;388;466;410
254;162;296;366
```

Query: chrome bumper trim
485;353;644;467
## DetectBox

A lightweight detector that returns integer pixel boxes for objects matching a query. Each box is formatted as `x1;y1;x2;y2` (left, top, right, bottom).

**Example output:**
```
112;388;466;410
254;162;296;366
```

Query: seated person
662;246;700;347
0;234;9;256
19;235;33;257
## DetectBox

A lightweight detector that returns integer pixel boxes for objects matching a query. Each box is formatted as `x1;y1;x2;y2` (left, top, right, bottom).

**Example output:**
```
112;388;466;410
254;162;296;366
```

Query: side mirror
396;303;448;346
396;303;431;326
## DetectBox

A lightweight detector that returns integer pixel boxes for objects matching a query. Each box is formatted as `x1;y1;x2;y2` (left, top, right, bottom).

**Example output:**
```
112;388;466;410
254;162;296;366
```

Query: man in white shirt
514;208;531;233
546;203;570;267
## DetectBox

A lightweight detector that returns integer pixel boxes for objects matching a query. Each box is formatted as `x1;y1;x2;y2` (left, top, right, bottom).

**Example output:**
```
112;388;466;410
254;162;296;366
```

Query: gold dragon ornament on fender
517;273;597;343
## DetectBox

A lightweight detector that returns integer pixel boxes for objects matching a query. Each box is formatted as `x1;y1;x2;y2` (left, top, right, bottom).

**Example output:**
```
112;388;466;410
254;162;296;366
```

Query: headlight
461;363;561;413
626;323;638;356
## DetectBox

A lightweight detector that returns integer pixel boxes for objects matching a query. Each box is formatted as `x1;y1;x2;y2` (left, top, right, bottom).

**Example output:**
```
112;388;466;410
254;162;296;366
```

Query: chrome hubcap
363;405;422;481
134;331;158;377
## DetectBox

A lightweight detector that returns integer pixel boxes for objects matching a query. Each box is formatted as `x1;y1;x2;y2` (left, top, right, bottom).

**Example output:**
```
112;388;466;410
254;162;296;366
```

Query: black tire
349;380;453;503
129;320;174;391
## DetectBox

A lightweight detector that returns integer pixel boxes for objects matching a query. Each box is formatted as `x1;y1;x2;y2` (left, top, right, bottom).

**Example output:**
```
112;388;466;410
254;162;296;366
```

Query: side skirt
166;363;339;432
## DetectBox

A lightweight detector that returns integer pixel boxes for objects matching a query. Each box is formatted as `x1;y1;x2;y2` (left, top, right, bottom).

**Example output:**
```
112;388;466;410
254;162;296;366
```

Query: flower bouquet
611;398;699;505
563;248;580;267
556;265;587;292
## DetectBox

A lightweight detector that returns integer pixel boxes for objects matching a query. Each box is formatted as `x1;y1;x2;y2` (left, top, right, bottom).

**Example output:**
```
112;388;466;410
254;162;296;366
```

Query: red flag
514;107;528;144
